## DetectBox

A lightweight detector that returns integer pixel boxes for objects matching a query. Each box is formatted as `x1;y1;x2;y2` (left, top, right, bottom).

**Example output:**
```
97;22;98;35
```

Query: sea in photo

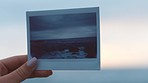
29;12;97;59
30;37;97;59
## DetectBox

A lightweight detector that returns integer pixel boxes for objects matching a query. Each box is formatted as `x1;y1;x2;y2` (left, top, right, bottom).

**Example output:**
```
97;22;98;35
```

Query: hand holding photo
26;7;100;70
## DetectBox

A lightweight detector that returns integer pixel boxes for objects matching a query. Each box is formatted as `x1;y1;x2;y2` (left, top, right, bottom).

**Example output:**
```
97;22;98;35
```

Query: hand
0;55;52;83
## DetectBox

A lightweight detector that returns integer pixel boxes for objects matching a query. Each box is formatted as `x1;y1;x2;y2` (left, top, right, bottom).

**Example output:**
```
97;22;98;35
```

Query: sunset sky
0;0;148;69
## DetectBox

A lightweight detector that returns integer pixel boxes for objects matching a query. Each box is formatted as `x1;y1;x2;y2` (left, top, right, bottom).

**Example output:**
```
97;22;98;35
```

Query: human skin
0;55;52;83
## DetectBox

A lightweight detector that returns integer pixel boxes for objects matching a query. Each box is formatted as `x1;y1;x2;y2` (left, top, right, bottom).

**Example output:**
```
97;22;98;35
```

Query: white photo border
26;7;100;70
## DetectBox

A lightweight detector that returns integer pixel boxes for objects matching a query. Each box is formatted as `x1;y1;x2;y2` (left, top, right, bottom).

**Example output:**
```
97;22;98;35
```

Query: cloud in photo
30;13;97;40
31;26;96;40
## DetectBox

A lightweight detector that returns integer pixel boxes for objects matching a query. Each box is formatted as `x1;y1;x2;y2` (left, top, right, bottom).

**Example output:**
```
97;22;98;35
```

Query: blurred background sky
0;0;148;83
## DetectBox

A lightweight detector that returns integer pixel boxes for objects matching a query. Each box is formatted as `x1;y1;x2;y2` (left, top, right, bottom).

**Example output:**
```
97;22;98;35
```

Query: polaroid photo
26;7;100;70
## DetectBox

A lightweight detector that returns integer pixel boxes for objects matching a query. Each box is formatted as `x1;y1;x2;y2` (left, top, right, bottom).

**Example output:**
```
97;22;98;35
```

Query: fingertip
41;70;53;77
27;57;37;67
30;70;53;78
47;70;53;76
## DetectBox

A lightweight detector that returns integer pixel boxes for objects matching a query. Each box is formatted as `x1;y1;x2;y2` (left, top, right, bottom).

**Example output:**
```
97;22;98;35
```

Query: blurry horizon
0;0;148;70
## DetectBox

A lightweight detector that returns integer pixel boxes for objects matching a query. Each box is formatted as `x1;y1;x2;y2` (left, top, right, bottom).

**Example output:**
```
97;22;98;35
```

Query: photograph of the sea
30;37;97;59
29;12;98;59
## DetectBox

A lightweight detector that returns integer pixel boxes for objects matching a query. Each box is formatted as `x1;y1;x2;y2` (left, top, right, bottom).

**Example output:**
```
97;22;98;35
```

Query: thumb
5;57;37;83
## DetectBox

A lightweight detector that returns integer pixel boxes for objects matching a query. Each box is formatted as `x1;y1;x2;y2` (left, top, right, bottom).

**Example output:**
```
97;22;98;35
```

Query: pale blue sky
0;0;148;68
0;0;148;82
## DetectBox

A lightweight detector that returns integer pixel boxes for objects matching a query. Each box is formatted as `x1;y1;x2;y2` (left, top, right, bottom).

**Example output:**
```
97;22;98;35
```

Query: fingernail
27;57;37;67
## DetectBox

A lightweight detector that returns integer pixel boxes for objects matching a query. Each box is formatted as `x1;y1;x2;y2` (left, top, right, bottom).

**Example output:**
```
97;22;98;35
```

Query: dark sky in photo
30;13;97;40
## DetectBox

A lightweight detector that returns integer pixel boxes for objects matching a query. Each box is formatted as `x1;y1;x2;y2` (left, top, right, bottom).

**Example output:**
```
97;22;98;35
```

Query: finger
29;70;53;78
3;57;37;83
0;55;27;72
0;61;8;76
